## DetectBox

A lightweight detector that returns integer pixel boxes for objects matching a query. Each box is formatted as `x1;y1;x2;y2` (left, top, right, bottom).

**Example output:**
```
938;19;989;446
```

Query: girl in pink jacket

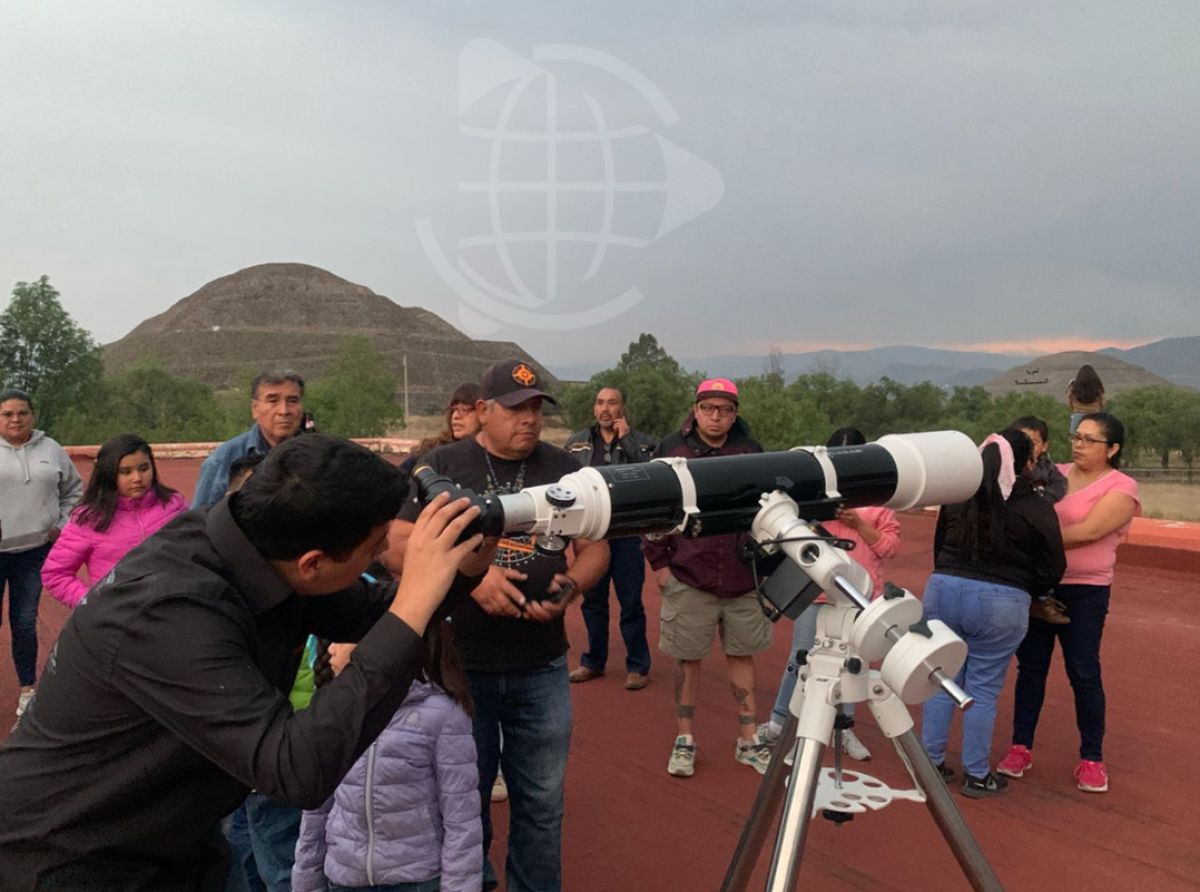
42;434;188;608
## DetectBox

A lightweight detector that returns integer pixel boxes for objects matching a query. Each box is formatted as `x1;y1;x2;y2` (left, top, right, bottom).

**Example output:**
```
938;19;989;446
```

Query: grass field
1137;482;1200;522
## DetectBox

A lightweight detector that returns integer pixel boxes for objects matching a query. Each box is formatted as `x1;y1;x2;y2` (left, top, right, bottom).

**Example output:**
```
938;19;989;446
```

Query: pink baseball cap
696;378;738;405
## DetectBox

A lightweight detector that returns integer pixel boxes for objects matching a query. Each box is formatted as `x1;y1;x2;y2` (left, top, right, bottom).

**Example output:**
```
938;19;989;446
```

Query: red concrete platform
3;458;1198;891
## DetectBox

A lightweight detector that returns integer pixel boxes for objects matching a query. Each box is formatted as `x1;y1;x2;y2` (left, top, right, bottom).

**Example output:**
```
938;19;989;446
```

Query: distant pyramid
984;350;1178;401
103;263;556;409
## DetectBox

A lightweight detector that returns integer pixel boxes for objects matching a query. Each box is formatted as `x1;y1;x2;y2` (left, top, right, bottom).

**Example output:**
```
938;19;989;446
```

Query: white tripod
720;491;1005;892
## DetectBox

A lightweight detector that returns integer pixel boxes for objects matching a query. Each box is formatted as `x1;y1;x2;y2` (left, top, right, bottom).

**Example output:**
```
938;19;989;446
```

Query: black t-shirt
400;436;582;674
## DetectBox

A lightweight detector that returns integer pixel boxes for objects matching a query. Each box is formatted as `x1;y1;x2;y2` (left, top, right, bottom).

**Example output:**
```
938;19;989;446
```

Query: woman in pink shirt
997;414;1139;794
42;434;188;608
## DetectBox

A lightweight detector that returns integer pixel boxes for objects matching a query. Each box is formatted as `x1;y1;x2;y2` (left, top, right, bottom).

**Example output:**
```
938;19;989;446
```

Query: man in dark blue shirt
0;435;493;892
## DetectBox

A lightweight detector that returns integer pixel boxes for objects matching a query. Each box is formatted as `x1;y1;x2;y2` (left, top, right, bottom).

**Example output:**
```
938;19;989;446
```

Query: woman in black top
920;429;1066;798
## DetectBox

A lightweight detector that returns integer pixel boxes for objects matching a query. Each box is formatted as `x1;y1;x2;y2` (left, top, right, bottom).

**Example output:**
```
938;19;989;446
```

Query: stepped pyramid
103;263;556;410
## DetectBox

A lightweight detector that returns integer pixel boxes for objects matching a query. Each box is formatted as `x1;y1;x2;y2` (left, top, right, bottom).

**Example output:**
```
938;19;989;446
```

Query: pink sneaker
1074;760;1108;793
996;745;1033;779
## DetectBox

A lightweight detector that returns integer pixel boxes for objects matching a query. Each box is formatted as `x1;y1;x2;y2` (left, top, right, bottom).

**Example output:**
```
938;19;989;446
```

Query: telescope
412;430;982;545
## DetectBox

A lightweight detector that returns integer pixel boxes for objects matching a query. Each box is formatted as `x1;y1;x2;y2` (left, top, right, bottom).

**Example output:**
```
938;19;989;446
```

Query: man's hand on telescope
390;494;484;635
471;566;529;618
461;536;502;577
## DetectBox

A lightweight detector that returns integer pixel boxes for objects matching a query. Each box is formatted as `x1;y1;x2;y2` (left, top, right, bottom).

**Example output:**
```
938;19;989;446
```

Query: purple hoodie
292;680;482;892
41;491;189;608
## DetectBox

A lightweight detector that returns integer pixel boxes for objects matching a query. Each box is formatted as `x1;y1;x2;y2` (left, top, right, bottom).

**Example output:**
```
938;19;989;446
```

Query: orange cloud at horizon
749;336;1151;355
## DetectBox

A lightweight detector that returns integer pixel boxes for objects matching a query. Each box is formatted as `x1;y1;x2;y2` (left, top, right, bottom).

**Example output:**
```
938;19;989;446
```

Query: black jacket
0;498;476;892
932;478;1066;597
563;423;657;468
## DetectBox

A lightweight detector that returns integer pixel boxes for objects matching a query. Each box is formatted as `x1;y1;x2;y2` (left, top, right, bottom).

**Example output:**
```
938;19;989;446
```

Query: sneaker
756;721;782;747
1074;760;1109;793
840;729;871;762
996;745;1033;779
1030;596;1071;625
935;762;956;783
668;735;696;777
962;771;1010;799
490;772;508;802
735;737;771;775
15;690;34;718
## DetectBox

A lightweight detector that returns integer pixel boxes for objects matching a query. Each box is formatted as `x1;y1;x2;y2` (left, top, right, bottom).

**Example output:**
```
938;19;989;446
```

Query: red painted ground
3;458;1198;892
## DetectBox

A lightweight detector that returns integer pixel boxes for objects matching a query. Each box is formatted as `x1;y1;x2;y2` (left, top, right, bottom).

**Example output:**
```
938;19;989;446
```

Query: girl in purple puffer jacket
42;433;187;608
293;620;483;892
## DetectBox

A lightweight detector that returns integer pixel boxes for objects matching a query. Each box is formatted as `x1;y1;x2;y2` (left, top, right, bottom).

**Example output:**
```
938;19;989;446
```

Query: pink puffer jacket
42;491;189;607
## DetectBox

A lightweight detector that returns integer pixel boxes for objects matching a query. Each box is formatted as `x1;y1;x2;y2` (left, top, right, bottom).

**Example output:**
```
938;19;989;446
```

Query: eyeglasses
448;404;476;417
697;402;736;418
1069;432;1109;446
0;410;32;420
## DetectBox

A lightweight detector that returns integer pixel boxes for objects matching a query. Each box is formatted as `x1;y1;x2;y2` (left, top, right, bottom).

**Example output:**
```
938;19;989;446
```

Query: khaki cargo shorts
658;574;773;661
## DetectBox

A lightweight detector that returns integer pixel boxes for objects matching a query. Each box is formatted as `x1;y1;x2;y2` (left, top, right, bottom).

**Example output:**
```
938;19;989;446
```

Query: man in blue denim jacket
194;370;306;508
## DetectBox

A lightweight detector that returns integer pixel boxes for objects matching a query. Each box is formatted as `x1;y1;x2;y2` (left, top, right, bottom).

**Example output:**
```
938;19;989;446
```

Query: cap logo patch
710;381;726;390
512;363;537;387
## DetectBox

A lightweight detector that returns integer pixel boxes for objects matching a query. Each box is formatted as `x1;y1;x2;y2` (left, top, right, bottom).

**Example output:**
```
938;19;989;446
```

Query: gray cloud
2;0;1196;370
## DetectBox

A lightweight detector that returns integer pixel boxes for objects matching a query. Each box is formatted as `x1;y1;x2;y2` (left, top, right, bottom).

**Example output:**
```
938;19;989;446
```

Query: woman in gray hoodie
0;388;82;717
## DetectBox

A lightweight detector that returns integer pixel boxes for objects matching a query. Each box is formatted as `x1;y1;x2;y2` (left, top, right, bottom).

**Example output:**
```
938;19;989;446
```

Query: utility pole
403;353;410;421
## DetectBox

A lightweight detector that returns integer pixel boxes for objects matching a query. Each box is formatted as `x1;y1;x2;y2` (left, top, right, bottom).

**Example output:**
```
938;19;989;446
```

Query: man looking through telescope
391;359;610;892
641;378;773;779
0;435;494;892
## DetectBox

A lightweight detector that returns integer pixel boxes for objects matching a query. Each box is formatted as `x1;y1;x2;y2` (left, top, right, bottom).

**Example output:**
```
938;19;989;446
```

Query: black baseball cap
481;359;557;408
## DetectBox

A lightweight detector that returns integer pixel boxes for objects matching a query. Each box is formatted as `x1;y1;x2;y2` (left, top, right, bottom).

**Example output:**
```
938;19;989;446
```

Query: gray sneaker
756;722;781;747
668;735;696;777
736;737;772;775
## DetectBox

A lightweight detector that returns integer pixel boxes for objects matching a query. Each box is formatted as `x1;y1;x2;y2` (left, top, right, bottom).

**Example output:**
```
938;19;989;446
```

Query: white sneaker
668;735;696;777
840;728;871;761
735;737;772;775
16;690;34;717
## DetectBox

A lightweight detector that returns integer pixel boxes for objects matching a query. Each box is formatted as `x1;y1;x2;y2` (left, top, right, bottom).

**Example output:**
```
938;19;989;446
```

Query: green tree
566;334;702;439
0;276;103;433
306;336;403;437
1110;386;1200;473
788;372;860;429
735;373;832;450
54;358;228;445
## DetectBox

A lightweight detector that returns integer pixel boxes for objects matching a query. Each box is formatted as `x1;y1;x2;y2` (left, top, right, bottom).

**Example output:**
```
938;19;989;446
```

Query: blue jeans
579;537;650;675
0;543;50;686
223;793;301;892
330;881;440;892
470;656;572;892
920;575;1030;778
1012;584;1110;761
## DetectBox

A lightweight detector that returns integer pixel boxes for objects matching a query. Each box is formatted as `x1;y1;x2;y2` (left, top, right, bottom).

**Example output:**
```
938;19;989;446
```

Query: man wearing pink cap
642;378;773;778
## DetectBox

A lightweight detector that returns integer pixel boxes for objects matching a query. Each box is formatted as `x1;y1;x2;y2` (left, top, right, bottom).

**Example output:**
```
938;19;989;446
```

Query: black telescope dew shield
413;431;982;544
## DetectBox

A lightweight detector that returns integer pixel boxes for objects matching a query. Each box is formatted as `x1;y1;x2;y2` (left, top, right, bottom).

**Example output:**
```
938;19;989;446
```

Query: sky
2;0;1198;370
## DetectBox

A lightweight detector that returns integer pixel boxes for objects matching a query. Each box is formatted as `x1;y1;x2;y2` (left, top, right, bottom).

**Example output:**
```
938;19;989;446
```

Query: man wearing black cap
393;359;610;892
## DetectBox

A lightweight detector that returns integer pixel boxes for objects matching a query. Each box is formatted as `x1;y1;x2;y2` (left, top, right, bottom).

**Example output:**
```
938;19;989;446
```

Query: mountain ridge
551;337;1200;390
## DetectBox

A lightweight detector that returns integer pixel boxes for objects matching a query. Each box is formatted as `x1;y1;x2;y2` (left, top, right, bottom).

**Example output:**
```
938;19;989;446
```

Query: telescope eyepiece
411;465;506;541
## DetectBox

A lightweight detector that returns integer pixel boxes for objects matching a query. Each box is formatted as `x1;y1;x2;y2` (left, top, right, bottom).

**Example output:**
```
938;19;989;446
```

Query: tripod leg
765;736;826;892
894;730;1006;892
719;712;797;892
